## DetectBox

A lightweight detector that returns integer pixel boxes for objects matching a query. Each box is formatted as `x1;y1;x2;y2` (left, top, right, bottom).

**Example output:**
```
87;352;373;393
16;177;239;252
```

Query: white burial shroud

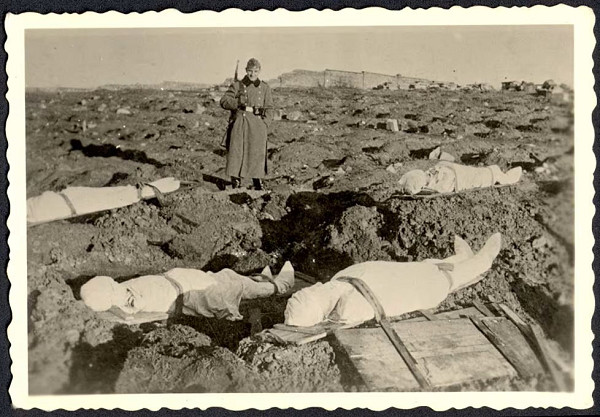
27;177;180;225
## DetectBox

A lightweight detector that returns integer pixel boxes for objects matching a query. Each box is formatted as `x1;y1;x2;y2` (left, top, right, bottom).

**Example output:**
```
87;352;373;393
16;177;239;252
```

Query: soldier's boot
252;178;264;191
231;177;241;189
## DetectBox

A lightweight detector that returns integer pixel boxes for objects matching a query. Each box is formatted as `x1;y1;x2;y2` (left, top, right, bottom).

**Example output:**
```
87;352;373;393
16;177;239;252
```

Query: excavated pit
25;86;574;394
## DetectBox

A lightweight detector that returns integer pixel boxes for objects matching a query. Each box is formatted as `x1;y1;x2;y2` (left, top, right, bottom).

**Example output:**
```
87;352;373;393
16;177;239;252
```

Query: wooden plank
496;303;567;391
397;306;483;323
470;317;545;378
268;321;361;345
274;323;325;335
96;309;169;324
334;318;519;390
418;309;438;321
418;349;517;387
528;323;568;391
473;300;495;317
273;320;362;335
267;328;328;345
333;328;420;391
339;276;431;389
380;318;432;389
496;303;529;330
388;184;514;201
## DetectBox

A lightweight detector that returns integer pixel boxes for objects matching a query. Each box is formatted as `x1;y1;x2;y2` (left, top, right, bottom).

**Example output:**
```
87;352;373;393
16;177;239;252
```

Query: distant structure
269;69;448;90
501;79;573;101
221;69;460;91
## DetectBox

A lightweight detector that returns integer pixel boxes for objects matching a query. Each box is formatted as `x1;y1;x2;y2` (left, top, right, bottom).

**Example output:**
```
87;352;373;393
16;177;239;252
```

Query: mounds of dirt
139;324;212;352
27;222;98;272
237;337;344;392
66;324;147;394
326;205;394;263
115;325;270;393
162;189;263;267
257;191;292;221
364;139;410;166
27;266;98;394
87;202;177;270
546;115;573;133
511;275;573;351
225;249;275;275
269;141;342;175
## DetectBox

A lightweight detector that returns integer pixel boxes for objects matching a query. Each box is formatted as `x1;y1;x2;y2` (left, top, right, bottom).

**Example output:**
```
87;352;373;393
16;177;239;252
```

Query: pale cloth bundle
80;267;249;321
27;177;180;225
435;162;494;192
285;261;450;327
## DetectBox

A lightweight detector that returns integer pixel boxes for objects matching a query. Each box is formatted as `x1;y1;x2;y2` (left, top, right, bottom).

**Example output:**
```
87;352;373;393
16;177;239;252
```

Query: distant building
259;69;448;91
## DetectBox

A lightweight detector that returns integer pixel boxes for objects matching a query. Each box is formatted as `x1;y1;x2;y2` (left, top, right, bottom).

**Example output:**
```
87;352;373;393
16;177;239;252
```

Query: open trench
26;178;574;394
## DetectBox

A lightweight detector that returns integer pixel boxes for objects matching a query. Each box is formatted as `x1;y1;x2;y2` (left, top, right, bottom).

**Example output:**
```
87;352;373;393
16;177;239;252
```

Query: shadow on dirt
409;146;440;160
62;325;145;394
104;172;131;186
203;253;242;273
258;191;368;278
511;278;574;354
538;179;571;195
168;314;249;351
65;275;96;300
460;151;493;165
70;139;166;168
258;190;404;279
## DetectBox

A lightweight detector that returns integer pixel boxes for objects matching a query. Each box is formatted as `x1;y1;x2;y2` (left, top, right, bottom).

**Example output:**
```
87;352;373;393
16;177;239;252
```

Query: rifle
221;60;240;148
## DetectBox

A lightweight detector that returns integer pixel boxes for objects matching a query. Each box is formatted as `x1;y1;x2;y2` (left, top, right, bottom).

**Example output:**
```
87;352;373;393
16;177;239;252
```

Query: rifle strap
338;276;432;389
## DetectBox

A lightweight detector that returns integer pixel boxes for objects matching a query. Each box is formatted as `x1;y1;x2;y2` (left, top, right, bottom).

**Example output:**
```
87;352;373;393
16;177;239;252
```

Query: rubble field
25;86;574;393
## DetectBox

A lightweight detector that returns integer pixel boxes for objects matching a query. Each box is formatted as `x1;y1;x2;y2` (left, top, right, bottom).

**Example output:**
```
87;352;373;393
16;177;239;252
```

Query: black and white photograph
5;6;595;411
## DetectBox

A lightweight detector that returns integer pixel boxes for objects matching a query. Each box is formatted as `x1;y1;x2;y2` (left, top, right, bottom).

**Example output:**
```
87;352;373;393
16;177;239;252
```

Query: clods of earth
25;86;574;393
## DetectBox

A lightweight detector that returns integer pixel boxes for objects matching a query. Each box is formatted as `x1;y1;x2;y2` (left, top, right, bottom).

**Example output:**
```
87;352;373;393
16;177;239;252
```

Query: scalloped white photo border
5;5;596;411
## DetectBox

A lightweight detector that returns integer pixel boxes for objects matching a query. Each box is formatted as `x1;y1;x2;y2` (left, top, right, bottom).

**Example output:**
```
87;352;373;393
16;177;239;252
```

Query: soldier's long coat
220;77;274;178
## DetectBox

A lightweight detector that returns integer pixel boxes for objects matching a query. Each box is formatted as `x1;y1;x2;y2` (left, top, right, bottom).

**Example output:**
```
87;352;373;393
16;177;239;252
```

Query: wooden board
472;317;545;378
395;306;484;323
333;317;532;391
96;309;169;324
267;321;362;345
266;306;485;345
388;184;514;201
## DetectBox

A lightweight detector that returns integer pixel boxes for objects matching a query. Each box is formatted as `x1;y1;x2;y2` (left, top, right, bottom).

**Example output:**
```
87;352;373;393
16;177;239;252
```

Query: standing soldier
220;58;274;190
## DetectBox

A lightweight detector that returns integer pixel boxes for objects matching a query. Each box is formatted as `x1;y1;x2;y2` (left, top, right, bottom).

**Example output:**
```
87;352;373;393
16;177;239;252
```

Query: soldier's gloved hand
238;93;247;107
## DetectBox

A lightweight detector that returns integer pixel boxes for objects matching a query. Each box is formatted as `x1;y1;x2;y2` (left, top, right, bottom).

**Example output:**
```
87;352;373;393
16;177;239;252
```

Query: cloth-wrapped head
80;276;124;312
398;169;428;195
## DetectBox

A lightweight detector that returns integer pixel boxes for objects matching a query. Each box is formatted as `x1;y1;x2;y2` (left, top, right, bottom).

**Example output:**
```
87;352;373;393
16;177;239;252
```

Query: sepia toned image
5;6;595;411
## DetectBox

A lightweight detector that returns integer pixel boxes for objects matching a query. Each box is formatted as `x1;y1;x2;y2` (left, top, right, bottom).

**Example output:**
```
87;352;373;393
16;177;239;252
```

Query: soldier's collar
241;76;260;87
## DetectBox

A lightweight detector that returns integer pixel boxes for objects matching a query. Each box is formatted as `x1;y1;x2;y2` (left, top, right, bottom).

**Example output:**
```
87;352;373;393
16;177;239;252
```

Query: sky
25;25;573;89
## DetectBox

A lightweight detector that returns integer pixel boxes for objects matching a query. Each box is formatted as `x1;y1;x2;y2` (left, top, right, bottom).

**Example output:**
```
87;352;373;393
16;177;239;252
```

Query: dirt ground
25;85;574;394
